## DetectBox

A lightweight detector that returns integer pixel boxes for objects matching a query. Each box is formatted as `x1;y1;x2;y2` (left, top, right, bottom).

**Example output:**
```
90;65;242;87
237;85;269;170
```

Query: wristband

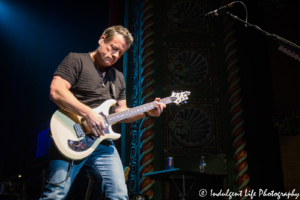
144;112;150;117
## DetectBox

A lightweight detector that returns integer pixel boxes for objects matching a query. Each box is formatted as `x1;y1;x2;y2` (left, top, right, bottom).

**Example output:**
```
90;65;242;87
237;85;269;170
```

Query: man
42;25;166;199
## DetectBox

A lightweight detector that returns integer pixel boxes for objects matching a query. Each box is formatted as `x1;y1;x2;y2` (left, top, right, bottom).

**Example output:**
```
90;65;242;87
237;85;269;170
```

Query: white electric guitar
50;91;190;160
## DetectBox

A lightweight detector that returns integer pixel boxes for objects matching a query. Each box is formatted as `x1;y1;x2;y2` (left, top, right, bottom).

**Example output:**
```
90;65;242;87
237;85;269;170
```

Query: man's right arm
49;75;105;136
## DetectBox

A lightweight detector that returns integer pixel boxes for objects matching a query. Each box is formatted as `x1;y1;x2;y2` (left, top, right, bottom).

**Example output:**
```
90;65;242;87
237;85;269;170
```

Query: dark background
1;0;300;199
234;0;300;193
0;0;108;174
0;0;124;199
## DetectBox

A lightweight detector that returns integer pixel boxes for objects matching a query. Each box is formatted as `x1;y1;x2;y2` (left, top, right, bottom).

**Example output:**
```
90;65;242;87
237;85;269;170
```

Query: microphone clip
205;1;241;20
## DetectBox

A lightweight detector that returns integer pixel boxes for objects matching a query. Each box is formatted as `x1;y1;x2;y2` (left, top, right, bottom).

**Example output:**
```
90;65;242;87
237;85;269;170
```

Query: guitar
50;91;190;160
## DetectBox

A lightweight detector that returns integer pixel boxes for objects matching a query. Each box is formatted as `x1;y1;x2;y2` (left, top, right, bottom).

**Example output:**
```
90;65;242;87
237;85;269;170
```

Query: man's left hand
147;98;166;117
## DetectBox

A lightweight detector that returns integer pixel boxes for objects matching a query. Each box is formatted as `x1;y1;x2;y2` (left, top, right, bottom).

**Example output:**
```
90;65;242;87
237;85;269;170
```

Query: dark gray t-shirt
54;53;126;108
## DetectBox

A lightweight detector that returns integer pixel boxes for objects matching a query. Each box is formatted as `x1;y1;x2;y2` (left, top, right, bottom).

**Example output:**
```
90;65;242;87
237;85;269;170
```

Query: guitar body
50;99;120;160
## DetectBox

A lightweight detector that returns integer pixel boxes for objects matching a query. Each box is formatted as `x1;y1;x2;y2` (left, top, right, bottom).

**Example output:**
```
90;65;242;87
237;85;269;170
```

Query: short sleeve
53;53;81;86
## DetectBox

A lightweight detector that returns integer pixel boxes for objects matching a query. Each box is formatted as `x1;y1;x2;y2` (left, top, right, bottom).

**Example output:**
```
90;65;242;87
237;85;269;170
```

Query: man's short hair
102;25;134;49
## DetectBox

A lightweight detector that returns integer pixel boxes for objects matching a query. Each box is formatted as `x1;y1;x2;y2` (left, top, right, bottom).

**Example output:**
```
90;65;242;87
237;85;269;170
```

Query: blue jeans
40;140;128;200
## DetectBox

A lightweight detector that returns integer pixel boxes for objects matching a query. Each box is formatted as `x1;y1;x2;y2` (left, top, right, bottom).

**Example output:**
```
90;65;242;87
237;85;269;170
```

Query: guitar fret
150;103;154;109
106;97;179;124
106;116;110;123
128;110;131;117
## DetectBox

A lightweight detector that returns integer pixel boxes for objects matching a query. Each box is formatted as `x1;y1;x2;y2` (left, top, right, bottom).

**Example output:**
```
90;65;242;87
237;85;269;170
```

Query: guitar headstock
170;91;191;105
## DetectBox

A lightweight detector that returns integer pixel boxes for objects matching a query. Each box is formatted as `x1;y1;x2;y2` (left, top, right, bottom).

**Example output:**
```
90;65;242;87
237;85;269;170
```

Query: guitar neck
106;97;173;124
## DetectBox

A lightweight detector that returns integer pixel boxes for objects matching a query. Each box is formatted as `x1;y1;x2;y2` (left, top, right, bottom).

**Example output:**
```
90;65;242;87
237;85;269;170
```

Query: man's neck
90;51;107;73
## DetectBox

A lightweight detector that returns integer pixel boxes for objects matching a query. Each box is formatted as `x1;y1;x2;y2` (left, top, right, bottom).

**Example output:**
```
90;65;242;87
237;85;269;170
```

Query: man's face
97;34;128;67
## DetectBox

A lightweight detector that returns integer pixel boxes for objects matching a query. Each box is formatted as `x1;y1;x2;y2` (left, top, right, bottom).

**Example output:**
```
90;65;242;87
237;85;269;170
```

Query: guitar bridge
74;124;85;138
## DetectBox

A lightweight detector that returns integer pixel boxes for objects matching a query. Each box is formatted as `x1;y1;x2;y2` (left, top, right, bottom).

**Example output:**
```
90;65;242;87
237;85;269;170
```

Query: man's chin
103;59;111;65
107;61;115;66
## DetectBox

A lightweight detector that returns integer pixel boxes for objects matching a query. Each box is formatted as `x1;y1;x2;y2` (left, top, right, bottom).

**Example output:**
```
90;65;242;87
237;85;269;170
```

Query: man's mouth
107;58;114;63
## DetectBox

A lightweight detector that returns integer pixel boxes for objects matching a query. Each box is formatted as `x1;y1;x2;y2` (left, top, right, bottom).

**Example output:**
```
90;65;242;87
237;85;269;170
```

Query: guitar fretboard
106;97;173;124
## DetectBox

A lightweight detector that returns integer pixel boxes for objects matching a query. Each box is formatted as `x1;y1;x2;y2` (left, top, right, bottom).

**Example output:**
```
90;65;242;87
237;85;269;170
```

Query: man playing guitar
41;25;166;200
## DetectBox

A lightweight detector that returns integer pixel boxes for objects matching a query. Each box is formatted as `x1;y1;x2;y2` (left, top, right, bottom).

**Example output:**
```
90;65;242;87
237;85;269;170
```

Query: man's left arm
114;98;166;123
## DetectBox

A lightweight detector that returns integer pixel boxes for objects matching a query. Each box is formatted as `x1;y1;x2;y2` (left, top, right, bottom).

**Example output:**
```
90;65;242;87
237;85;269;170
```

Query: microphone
205;1;240;19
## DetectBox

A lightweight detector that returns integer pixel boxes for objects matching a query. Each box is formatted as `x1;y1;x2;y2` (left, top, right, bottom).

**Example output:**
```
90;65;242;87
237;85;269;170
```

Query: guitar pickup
74;124;85;138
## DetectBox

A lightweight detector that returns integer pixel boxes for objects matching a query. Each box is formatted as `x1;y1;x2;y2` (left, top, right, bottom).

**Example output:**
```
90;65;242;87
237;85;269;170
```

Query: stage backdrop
123;0;285;199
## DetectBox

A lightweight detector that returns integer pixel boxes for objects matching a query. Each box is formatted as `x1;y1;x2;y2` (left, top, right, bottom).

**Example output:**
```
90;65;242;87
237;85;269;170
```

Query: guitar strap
107;68;119;107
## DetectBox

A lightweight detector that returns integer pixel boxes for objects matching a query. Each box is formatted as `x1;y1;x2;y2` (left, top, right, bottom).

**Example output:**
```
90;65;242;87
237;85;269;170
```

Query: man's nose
112;51;120;59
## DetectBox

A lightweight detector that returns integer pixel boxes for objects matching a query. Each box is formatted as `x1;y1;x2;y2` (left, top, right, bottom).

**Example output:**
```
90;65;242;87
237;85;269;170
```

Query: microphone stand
226;12;300;56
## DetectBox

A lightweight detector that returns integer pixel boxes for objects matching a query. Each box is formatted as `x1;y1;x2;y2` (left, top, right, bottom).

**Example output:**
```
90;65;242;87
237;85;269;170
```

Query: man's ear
98;36;105;45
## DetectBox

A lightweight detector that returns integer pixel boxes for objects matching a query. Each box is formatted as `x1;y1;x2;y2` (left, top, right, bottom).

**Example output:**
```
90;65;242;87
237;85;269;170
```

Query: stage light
0;0;23;43
18;175;21;178
0;0;36;45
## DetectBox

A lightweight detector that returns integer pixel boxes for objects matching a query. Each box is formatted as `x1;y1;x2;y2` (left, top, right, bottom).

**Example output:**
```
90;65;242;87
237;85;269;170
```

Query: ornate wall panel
158;0;234;197
162;0;215;35
164;97;223;155
161;39;222;155
128;0;156;198
126;0;247;198
162;41;219;92
166;1;205;32
128;0;142;195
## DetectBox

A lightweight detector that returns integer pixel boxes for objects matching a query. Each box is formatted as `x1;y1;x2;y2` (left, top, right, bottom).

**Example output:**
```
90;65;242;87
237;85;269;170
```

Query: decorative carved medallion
167;49;210;86
168;105;213;147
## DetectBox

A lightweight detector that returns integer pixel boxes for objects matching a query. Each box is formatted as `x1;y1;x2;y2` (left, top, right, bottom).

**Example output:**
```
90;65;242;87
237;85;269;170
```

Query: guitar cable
40;160;74;199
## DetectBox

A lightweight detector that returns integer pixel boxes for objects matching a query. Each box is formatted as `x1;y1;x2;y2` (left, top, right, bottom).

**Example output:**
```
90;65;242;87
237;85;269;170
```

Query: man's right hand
85;110;106;137
50;76;106;137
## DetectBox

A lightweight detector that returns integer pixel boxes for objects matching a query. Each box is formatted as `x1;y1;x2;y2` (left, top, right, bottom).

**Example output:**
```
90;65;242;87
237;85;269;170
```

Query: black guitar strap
107;68;119;106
